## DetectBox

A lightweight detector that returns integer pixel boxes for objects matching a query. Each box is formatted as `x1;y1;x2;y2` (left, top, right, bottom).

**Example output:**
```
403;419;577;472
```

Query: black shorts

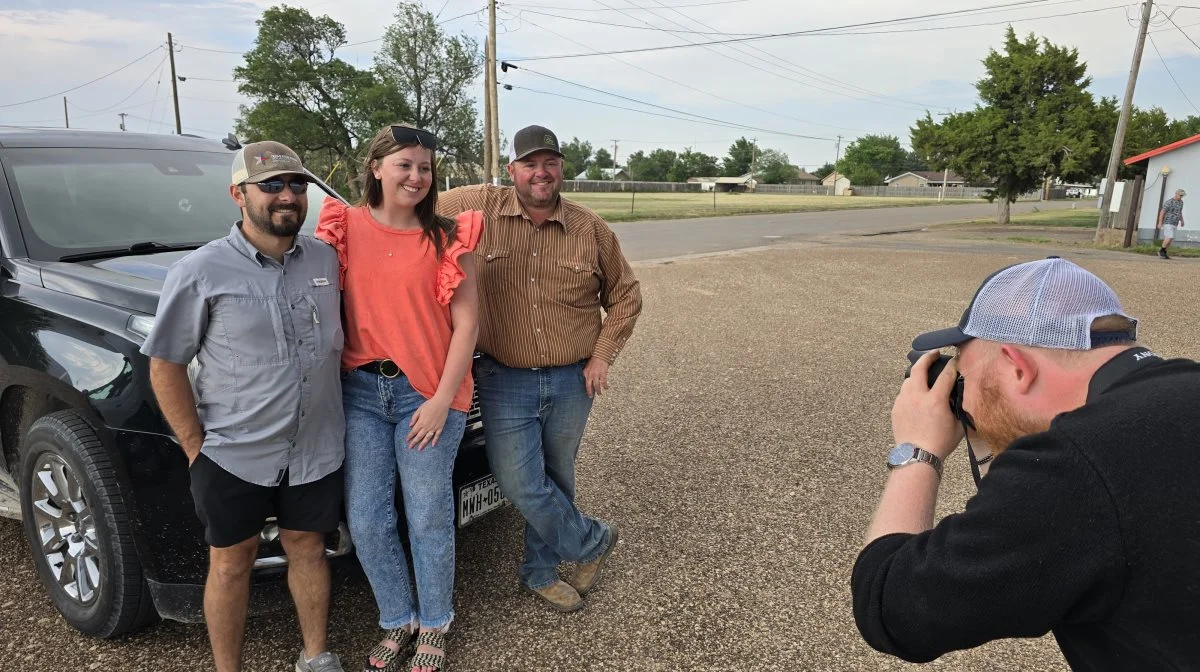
188;453;344;548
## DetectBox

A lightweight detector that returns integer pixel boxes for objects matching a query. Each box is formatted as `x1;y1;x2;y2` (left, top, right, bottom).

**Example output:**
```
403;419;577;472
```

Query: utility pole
612;139;619;180
167;32;182;135
939;167;949;203
118;113;128;131
63;97;69;129
750;137;758;178
482;36;494;184
487;0;500;185
1096;0;1153;236
830;135;842;196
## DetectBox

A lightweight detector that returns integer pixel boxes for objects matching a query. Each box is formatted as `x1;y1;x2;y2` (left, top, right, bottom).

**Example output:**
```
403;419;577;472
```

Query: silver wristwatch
887;442;943;477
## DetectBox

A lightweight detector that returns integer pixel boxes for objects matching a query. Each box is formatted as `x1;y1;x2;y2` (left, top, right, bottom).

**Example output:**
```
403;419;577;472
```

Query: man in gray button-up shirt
141;141;346;672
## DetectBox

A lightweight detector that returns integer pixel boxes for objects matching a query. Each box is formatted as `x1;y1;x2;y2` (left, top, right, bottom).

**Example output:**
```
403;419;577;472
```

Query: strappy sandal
407;631;447;672
364;627;415;672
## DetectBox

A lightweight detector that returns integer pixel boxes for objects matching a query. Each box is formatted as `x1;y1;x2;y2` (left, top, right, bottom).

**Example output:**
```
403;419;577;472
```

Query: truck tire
19;410;157;638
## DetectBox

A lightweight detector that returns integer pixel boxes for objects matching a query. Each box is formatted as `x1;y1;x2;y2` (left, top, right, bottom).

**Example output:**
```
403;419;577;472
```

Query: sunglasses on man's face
253;178;309;195
391;126;438;151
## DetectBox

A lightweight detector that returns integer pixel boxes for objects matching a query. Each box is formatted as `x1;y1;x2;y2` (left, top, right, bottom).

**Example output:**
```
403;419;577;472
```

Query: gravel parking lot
1;234;1194;671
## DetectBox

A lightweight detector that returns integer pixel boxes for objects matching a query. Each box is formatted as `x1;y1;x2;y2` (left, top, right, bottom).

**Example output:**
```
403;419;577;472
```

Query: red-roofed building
1124;133;1199;245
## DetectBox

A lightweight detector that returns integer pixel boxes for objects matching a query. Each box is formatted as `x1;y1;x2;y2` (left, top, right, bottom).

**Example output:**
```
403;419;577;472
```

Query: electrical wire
1148;34;1200;113
501;1;1118;60
0;44;165;109
1161;9;1200;51
65;54;169;115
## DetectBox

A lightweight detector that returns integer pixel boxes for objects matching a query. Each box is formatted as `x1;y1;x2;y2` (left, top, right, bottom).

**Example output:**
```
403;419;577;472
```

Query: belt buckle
379;359;400;378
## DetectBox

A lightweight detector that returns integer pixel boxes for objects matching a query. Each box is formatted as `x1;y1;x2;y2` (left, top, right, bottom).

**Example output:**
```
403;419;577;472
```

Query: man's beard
517;179;559;209
246;201;305;237
969;378;1048;456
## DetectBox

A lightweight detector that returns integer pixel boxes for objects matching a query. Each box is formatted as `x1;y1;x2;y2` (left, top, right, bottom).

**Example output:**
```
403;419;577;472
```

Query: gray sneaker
295;650;345;672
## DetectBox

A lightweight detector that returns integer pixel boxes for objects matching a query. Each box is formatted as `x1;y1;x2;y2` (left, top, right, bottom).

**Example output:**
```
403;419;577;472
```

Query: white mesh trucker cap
911;257;1138;352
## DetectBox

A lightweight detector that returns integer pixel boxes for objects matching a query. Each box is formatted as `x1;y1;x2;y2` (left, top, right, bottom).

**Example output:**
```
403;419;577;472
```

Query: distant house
884;171;966;188
793;170;821;186
688;173;757;192
574;167;629;181
821;171;851;195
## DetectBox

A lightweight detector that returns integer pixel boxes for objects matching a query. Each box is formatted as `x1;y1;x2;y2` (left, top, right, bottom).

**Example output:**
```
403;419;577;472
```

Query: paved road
612;199;1081;261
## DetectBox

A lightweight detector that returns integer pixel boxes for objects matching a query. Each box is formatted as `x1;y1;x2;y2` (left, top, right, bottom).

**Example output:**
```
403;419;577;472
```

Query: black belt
357;359;403;378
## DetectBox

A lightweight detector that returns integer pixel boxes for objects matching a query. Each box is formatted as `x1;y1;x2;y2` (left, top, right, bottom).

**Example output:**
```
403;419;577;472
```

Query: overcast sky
3;0;1199;171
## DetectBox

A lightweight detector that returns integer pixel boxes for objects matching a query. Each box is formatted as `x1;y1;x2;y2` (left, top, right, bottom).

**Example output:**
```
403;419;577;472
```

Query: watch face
888;443;915;467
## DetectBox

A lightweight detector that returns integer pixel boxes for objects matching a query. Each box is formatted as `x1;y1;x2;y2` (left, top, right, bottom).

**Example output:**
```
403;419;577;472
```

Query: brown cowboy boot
569;524;619;596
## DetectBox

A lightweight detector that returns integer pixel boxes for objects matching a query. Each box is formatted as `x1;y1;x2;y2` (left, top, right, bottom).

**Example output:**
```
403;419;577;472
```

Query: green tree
813;162;836;180
560;137;593;180
756;149;797;184
234;6;390;199
723;137;758;176
836;134;906;186
902;150;929;172
593;148;614;169
585;164;604;180
671;147;720;182
375;1;484;182
627;148;676;182
911;27;1102;224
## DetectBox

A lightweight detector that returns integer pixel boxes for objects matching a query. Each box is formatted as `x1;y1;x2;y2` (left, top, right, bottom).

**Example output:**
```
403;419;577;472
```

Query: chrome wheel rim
29;453;101;605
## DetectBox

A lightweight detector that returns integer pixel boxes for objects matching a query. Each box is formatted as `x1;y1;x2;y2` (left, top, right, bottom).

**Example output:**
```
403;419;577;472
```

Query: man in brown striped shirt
437;124;641;612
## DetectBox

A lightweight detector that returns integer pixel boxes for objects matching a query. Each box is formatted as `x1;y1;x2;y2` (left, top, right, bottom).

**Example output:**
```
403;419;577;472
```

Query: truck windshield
2;147;331;261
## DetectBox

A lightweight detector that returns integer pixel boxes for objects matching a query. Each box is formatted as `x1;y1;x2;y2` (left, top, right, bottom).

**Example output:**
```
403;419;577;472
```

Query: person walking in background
316;123;481;672
437;124;642;613
1157;188;1185;259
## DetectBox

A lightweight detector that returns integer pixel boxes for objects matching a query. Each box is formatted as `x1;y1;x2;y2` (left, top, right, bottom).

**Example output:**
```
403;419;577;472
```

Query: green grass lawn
949;206;1101;228
559;191;978;223
1127;244;1200;258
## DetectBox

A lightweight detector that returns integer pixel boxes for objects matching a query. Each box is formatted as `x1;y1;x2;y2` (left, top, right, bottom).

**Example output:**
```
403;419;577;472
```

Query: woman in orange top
316;124;481;672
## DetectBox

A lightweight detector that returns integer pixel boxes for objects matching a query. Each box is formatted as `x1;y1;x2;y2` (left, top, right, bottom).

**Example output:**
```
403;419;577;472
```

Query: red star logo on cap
255;152;272;166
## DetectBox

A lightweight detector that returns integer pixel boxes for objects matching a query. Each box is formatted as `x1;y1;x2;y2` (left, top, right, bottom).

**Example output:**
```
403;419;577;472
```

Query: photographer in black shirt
852;257;1200;670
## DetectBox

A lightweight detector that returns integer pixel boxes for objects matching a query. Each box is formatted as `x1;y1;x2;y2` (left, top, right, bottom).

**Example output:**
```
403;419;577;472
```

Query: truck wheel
19;410;157;638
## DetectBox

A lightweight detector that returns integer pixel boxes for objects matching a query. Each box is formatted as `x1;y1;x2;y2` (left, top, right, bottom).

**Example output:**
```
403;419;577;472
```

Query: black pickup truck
0;128;506;637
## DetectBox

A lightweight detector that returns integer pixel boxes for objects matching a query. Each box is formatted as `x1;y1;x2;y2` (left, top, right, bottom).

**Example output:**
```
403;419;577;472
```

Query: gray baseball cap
231;140;313;186
509;124;564;163
912;257;1138;351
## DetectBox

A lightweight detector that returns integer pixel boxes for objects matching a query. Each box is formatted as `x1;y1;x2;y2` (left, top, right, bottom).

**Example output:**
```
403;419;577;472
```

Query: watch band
888;443;944;477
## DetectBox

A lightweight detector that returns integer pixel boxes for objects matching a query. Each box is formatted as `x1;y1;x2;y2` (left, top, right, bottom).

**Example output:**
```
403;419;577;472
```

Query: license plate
458;475;506;527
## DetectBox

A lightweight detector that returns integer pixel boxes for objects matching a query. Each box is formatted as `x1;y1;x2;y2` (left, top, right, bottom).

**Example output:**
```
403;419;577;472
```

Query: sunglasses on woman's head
252;178;309;195
391;126;438;151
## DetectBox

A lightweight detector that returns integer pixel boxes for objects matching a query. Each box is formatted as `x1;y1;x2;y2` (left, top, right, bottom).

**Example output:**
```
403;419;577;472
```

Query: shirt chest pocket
216;295;288;367
301;286;343;358
554;260;600;296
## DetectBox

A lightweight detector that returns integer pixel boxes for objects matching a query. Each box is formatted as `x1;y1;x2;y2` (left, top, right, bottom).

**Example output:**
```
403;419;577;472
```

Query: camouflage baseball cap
230;140;313;186
509;125;563;163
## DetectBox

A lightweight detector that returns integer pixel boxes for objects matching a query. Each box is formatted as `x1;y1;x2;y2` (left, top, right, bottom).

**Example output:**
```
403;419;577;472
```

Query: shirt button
533;252;538;257
298;339;303;345
301;411;306;417
303;376;308;383
486;254;493;260
530;278;535;282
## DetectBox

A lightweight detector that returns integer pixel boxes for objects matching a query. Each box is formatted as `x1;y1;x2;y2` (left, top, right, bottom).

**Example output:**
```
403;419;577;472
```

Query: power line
631;0;940;109
505;83;831;140
505;0;753;10
179;44;244;54
501;0;1104;60
1148;33;1200;113
799;4;1129;37
501;10;862;133
0;44;165;109
1161;8;1200;50
599;0;937;112
503;69;832;140
65;54;168;115
509;7;768;35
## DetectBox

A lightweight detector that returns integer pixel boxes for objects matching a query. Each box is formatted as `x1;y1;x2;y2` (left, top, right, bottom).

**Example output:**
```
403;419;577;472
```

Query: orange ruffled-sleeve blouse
315;198;483;413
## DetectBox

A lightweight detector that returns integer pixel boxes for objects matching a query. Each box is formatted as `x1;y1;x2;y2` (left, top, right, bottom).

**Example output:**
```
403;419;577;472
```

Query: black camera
904;350;973;429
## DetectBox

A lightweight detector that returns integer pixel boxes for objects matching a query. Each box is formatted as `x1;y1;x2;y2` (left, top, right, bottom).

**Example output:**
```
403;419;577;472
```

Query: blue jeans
342;369;466;631
473;354;610;589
